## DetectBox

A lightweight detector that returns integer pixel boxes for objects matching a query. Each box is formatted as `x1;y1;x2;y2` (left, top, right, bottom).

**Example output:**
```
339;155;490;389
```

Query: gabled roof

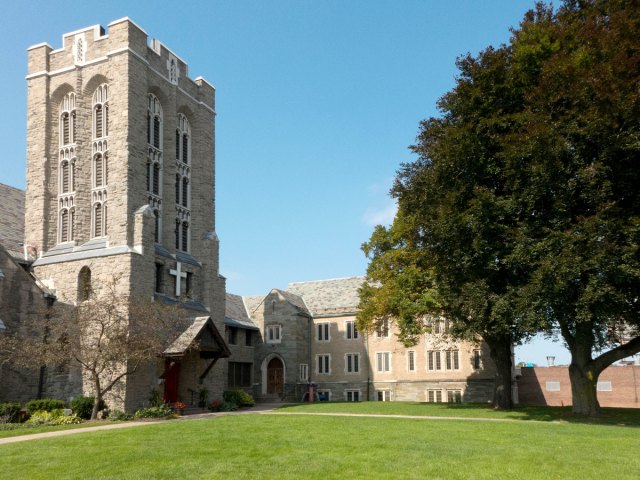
275;289;310;316
225;293;259;330
163;316;230;358
0;183;25;259
287;276;365;316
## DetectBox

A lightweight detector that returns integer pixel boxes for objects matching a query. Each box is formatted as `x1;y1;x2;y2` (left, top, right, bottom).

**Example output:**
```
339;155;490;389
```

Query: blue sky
0;0;570;365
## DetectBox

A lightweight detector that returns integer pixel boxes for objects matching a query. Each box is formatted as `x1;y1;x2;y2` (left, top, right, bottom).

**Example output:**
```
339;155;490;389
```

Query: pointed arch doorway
266;357;284;396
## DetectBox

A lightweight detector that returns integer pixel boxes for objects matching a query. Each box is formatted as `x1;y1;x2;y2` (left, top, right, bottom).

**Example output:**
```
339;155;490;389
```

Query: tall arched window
148;94;163;243
92;84;109;239
77;266;92;302
58;93;77;244
175;113;191;252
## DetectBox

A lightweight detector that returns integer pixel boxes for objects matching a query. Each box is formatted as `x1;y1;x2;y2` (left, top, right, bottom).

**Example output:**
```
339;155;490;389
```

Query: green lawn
1;407;639;479
0;420;119;439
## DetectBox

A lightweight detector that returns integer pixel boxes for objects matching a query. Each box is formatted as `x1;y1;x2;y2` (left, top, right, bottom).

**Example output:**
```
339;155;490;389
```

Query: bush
0;402;21;423
223;390;255;407
208;400;222;412
108;409;133;421
25;399;65;413
218;401;238;412
27;410;82;425
134;404;173;419
70;396;106;420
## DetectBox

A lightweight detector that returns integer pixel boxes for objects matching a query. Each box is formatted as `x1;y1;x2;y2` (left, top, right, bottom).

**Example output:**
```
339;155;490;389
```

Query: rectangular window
227;326;238;345
597;381;612;392
447;390;462;403
545;381;561;392
446;350;459;370
473;350;481;370
345;390;360;402
299;364;308;382
186;272;193;298
427;390;443;403
227;362;252;388
245;330;253;347
317;323;330;342
376;318;390;338
155;263;163;293
408;351;416;372
376;352;391;372
317;390;331;401
317;354;331;374
377;390;391;402
266;325;281;344
428;351;441;371
345;353;360;373
346;320;359;339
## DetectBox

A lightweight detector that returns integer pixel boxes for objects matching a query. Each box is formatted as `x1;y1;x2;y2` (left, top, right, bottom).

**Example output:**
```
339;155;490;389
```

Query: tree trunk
91;376;102;420
486;334;513;410
568;361;600;416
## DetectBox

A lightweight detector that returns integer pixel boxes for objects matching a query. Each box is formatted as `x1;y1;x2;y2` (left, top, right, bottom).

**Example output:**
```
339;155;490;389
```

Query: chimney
546;356;555;367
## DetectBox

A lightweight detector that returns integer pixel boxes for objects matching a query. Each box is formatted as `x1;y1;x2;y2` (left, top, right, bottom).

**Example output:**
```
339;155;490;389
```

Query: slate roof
287;276;365;316
0;183;25;259
163;316;230;357
275;289;310;316
225;293;259;330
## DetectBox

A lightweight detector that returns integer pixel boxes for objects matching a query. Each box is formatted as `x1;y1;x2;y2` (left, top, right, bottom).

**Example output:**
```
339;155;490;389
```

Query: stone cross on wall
169;261;187;297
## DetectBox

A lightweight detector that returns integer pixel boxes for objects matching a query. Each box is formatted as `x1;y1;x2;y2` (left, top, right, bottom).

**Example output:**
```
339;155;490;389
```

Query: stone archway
261;354;286;396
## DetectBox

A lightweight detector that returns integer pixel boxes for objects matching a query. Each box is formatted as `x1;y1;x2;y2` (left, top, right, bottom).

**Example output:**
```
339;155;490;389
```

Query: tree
2;276;186;419
510;0;640;415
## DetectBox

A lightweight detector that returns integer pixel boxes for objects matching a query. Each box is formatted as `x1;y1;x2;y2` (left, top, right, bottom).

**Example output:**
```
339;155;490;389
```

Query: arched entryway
267;357;284;395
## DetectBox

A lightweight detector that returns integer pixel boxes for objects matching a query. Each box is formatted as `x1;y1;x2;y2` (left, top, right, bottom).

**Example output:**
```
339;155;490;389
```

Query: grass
0;405;639;479
276;401;640;425
0;420;118;439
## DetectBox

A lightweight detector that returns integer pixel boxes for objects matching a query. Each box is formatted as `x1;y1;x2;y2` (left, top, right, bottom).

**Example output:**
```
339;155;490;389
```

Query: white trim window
345;390;360;402
317;322;330;342
427;389;443;403
427;351;442;371
473;350;481;370
299;363;308;382
175;113;191;252
597;381;612;392
377;390;391;402
345;320;359;339
447;390;462;403
345;353;360;373
376;352;391;373
317;390;331;401
147;94;163;243
408;350;416;372
317;354;331;374
58;92;76;244
266;324;282;343
445;350;460;370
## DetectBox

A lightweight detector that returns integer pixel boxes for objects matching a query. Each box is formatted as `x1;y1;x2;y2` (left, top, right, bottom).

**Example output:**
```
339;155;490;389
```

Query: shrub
108;410;133;421
134;404;173;419
25;399;65;413
148;389;163;407
218;401;238;412
0;402;21;423
26;410;82;425
208;400;222;412
70;396;106;420
223;390;255;407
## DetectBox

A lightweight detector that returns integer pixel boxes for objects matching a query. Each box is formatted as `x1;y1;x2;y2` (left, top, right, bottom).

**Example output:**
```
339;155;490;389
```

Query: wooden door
266;357;284;395
163;359;180;403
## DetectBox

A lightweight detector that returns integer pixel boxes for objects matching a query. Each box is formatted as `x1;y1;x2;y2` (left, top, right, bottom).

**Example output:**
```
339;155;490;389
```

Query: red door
163;359;180;403
267;357;284;395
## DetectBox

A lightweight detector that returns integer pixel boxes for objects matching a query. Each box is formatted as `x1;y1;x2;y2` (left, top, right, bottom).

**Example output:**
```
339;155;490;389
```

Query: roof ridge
288;275;365;287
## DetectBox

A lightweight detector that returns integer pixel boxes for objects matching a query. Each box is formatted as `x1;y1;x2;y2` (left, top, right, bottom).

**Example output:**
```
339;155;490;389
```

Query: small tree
3;276;185;419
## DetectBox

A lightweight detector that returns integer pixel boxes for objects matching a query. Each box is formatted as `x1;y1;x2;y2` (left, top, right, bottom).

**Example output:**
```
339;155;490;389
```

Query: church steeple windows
92;84;109;238
175;113;191;252
58;93;76;244
147;94;163;243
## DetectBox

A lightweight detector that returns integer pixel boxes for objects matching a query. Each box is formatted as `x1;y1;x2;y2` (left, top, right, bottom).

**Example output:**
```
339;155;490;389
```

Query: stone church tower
23;19;228;410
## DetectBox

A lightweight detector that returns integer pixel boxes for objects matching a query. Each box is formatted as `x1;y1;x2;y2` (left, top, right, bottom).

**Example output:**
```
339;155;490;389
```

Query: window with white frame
147;94;163;243
317;354;331;374
58;92;76;244
408;350;416;372
427;389;443;403
445;350;460;370
377;390;391;402
345;353;360;373
175;113;191;252
447;390;462;403
428;351;441;371
376;352;391;372
376;318;390;338
317;323;330;342
345;390;360;402
545;381;561;392
317;390;331;401
346;320;359;339
266;324;281;343
299;363;308;382
597;381;612;392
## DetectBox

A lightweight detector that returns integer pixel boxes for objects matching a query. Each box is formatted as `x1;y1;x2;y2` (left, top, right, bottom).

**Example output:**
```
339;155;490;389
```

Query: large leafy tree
510;0;640;415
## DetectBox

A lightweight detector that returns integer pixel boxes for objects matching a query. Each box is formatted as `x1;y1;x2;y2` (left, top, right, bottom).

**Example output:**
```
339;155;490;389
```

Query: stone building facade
8;19;229;410
225;277;497;403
